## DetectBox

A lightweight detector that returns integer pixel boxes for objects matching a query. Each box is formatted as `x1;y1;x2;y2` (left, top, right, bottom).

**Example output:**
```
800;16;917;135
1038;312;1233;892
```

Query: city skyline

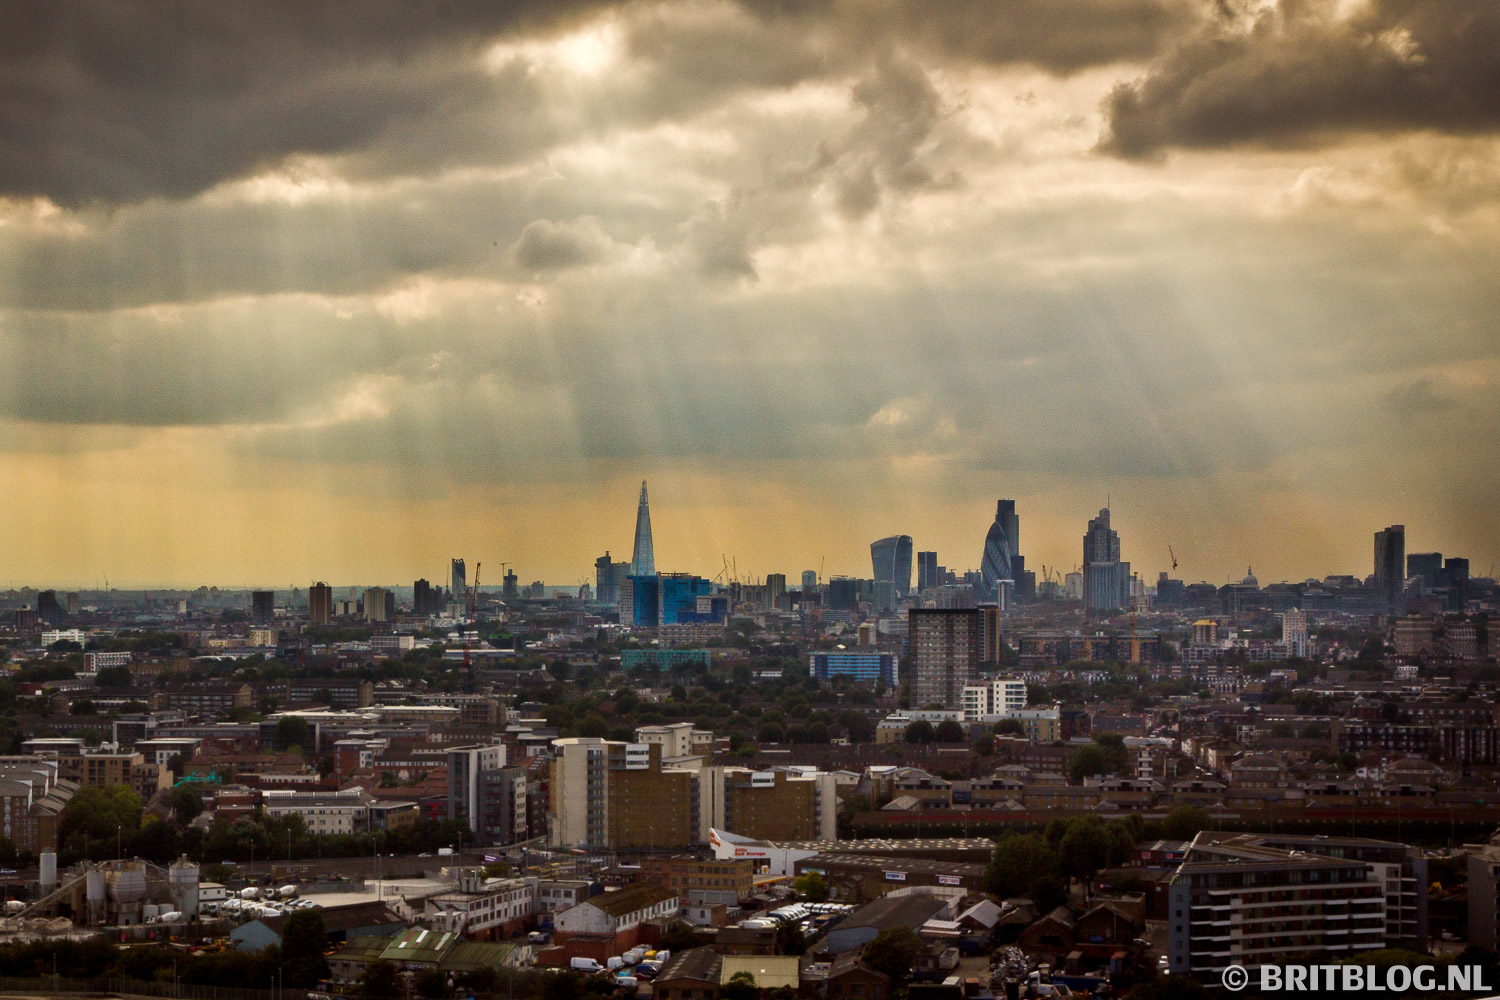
3;3;1498;587
1;482;1483;593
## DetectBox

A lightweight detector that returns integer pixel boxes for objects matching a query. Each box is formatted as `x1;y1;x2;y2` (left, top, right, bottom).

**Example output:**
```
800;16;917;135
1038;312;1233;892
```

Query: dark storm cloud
1102;0;1500;157
2;0;1203;209
0;0;604;206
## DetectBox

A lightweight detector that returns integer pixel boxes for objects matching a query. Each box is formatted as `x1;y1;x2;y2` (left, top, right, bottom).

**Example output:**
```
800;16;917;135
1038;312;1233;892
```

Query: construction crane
1168;545;1178;572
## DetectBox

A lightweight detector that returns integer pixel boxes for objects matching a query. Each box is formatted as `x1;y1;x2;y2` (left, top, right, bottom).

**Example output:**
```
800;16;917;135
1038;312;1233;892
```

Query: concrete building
1280;609;1309;658
1167;832;1387;980
549;738;697;850
908;608;980;710
448;744;528;845
425;871;535;937
308;582;333;626
959;679;1027;722
809;651;898;686
261;788;371;835
640;856;754;904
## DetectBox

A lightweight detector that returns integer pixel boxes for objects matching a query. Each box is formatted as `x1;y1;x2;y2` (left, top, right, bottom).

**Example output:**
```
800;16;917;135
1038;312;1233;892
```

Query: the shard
630;480;656;576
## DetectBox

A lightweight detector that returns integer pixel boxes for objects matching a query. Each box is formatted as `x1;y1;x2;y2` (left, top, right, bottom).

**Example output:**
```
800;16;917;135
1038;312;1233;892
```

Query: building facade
908;608;980;710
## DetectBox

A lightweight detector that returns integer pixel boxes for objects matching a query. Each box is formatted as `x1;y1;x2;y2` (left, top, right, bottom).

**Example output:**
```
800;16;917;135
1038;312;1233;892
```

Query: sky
2;0;1498;589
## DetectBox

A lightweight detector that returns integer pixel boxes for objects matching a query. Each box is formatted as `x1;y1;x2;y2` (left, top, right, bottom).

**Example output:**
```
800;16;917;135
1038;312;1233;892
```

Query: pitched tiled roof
587;882;677;917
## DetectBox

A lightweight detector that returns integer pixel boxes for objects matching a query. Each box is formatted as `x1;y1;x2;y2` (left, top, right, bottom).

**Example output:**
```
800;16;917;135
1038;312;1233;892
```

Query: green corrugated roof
439;940;517;972
338;937;394;962
379;926;458;964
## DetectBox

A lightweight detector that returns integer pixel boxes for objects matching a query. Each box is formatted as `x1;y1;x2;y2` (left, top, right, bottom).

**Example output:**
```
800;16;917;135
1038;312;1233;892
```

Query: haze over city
3;1;1499;587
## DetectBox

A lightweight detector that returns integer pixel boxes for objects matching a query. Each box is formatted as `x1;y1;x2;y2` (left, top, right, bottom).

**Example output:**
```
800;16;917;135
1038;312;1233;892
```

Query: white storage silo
38;851;56;893
85;868;106;925
168;857;200;917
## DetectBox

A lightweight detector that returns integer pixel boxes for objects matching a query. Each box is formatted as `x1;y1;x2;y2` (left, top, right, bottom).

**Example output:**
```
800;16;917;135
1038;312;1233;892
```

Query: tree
62;784;142;856
272;715;311;751
576;713;608;739
985;833;1065;910
721;972;759;1000
414;968;449;999
482;860;511;879
865;926;921;982
1161;805;1213;841
775;919;806;956
995;718;1024;736
903;720;935;744
793;872;829;902
1068;745;1109;783
841;710;874;743
94;665;133;688
169;786;203;825
360;960;400;997
282;909;330;987
1058;819;1112;879
934;720;965;743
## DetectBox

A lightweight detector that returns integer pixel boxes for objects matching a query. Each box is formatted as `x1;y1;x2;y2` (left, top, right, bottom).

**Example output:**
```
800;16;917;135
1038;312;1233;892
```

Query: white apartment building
85;651;132;671
260;788;370;835
960;679;1028;722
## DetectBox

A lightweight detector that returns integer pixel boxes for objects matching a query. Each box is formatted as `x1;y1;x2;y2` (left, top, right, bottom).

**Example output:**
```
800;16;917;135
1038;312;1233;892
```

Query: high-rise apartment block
909;607;980;709
250;590;274;625
447;744;528;845
308;582;333;625
412;578;439;616
1374;524;1405;606
1280;609;1309;658
765;573;787;609
364;587;394;624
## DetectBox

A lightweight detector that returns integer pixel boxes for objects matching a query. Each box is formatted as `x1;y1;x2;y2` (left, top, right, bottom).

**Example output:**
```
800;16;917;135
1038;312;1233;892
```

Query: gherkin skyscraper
980;498;1019;593
630;481;656;577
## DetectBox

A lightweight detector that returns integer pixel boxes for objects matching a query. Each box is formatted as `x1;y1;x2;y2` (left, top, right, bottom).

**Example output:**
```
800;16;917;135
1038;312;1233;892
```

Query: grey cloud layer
1103;0;1500;157
2;0;1198;208
0;0;605;206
